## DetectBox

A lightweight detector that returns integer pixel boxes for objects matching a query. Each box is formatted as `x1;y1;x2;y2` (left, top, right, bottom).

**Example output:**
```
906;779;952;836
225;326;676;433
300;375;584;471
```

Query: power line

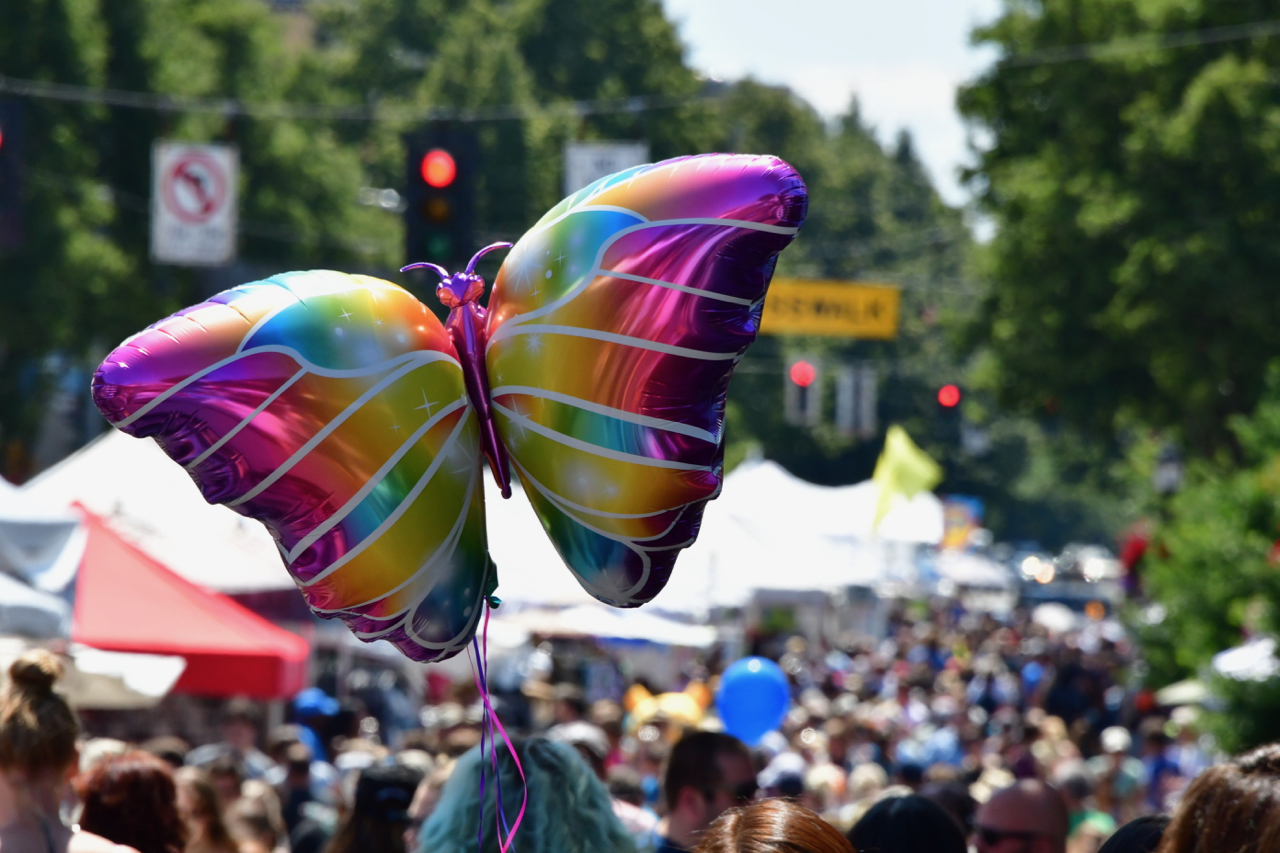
1008;18;1280;67
0;75;719;122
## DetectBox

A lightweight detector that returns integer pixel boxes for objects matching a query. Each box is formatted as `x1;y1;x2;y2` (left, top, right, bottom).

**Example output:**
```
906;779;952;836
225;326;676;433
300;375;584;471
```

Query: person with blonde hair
0;649;137;852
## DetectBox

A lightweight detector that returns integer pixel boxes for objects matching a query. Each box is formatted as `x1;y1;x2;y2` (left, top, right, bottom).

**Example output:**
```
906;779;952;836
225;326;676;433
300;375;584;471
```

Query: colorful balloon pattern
92;153;807;662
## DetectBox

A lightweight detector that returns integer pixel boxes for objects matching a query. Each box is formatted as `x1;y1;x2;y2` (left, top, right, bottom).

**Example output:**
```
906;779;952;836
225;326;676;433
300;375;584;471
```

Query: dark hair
663;731;751;810
174;767;235;850
1157;743;1280;853
695;799;853;853
608;764;646;807
77;750;187;853
1101;815;1169;853
223;696;259;726
0;650;78;776
140;736;190;770
919;781;977;834
323;763;422;853
848;794;967;853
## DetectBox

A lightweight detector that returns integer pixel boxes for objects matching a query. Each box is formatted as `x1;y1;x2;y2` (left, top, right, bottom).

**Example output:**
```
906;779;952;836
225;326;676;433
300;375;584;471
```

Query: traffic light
785;357;822;426
0;99;24;252
405;124;476;272
937;384;961;408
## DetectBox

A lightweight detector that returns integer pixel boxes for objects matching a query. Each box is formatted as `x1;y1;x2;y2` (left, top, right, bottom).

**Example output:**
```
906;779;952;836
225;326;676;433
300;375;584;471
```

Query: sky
661;0;1005;207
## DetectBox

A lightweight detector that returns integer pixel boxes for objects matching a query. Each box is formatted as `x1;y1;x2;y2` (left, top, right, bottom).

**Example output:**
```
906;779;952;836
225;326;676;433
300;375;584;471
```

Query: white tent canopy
26;433;949;616
488;459;946;617
0;475;85;595
24;431;294;593
494;603;717;648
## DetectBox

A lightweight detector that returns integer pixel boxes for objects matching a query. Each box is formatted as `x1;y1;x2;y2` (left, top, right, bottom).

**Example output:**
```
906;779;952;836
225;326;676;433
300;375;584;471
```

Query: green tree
712;81;1125;547
0;0;388;476
1138;365;1280;750
959;0;1280;456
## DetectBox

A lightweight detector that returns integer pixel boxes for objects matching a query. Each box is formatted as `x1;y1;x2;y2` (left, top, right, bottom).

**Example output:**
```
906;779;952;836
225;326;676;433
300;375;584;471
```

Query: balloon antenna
465;242;514;275
400;261;450;280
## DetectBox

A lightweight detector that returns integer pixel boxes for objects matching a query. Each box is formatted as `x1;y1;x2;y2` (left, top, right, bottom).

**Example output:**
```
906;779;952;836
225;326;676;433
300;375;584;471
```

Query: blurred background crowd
0;597;1228;853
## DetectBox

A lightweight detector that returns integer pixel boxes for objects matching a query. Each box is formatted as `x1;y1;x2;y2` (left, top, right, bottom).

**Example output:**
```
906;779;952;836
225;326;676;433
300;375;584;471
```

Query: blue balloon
716;657;790;746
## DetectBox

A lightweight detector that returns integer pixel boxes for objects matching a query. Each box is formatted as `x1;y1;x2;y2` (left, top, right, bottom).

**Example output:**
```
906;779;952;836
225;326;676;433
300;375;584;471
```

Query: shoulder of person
185;742;228;766
68;831;142;853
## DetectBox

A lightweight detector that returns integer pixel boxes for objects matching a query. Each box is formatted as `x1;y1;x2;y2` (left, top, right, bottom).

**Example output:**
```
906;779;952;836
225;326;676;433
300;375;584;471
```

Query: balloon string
472;630;507;846
468;643;489;852
477;609;511;844
469;601;527;853
483;602;527;852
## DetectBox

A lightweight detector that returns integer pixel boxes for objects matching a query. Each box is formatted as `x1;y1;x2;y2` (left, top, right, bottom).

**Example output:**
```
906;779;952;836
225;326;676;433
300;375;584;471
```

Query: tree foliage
959;0;1280;456
0;0;388;472
1136;366;1280;749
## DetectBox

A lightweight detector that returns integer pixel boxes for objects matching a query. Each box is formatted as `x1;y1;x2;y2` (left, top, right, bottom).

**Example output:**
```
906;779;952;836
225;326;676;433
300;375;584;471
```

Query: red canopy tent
72;510;309;699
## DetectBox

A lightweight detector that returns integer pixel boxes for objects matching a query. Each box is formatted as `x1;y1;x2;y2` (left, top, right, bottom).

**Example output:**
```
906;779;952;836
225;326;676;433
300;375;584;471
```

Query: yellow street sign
760;279;901;339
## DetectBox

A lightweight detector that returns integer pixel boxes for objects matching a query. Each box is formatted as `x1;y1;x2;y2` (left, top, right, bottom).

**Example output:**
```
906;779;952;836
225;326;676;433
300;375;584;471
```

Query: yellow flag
872;425;943;530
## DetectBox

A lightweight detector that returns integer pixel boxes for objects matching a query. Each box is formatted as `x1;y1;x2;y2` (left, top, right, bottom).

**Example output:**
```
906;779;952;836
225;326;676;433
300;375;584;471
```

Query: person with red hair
694;799;854;853
76;751;186;853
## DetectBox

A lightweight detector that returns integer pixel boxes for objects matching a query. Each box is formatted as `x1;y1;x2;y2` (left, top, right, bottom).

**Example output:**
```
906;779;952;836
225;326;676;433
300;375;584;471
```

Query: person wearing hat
1088;727;1146;825
293;688;340;764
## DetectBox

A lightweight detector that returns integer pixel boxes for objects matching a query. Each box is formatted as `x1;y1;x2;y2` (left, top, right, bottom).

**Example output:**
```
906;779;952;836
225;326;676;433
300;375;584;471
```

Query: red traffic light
789;360;817;388
0;126;5;152
420;149;456;188
938;384;961;407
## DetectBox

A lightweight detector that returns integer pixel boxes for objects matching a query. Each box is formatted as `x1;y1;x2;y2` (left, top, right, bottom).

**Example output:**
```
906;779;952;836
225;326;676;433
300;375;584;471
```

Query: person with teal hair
417;737;636;853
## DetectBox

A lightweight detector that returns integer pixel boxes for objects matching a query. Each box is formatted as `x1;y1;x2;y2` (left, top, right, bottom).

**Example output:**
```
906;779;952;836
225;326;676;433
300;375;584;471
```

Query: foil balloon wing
485;153;808;607
92;271;493;662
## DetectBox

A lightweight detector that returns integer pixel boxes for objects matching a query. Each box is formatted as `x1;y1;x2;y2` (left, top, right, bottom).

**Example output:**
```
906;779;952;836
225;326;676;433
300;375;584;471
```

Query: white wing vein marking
228;358;454;508
286;397;470;562
489;385;718;444
114;345;458;430
487;215;798;350
492;402;711;471
496;325;738;361
600;269;755;306
321;461;478;619
186;368;308;470
299;406;474;587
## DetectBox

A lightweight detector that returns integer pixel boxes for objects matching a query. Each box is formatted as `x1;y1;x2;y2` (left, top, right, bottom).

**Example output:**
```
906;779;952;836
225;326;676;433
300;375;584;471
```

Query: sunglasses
975;825;1043;847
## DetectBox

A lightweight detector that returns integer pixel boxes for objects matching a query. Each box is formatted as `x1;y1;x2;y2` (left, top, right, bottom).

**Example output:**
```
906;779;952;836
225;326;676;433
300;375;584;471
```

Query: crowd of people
0;600;1272;853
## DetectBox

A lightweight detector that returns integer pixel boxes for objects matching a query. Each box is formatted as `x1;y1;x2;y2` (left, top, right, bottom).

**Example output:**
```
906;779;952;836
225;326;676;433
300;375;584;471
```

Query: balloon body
716;657;790;746
93;154;808;663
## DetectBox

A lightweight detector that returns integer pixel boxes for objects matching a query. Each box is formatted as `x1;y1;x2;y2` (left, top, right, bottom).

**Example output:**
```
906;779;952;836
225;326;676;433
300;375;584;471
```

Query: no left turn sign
151;141;238;265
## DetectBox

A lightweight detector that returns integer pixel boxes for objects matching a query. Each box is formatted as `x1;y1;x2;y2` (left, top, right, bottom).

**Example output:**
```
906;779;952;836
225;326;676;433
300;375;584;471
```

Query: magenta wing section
486;153;808;607
92;271;492;663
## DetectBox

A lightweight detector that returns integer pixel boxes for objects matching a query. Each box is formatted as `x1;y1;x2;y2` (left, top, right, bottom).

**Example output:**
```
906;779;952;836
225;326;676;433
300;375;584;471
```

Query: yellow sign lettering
760;279;901;339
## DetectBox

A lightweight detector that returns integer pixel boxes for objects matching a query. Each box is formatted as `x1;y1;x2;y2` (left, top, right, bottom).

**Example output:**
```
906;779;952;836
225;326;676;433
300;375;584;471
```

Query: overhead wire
0;75;719;122
1006;18;1280;67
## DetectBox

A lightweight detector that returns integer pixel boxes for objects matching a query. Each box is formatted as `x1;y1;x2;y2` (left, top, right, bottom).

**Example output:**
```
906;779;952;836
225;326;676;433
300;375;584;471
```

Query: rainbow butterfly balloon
92;153;808;662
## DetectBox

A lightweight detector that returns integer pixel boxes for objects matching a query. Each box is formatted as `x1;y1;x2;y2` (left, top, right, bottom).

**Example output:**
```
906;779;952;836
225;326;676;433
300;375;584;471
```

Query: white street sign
151;141;238;266
564;141;650;196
